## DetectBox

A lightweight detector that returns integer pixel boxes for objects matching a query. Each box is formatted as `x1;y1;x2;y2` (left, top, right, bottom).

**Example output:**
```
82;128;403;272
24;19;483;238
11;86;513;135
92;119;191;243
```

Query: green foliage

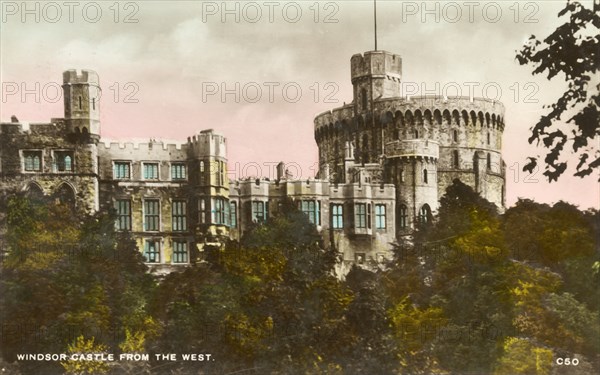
516;0;600;181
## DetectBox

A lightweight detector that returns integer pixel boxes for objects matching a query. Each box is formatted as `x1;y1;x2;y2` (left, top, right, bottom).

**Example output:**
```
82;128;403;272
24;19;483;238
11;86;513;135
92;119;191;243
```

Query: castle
0;50;506;274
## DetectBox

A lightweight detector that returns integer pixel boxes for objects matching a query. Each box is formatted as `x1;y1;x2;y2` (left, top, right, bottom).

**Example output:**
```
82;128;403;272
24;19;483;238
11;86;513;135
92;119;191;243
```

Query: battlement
314;96;505;133
351;50;402;83
187;129;227;158
63;69;99;85
385;139;439;160
100;140;187;152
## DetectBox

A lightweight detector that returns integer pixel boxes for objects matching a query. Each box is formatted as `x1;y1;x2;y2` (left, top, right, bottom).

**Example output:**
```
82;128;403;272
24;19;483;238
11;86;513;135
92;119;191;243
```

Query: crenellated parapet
385;139;439;160
187;129;227;159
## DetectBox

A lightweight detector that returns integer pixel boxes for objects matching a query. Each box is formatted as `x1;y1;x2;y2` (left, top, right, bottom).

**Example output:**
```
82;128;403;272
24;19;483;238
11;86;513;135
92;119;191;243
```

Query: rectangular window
212;198;227;225
143;240;160;263
144;199;160;231
115;199;131;231
331;204;343;229
143;163;159;180
114;162;130;179
252;201;266;222
218;160;225;186
375;204;386;229
299;200;321;225
355;203;367;229
172;241;188;263
171;163;186;180
172;200;187;231
54;151;74;172
399;205;409;229
23;151;42;172
198;198;206;224
356;252;366;264
230;201;237;228
199;161;205;185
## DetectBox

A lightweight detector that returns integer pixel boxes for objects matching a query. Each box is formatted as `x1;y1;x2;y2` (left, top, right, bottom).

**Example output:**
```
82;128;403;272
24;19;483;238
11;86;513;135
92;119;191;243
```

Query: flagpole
374;0;378;51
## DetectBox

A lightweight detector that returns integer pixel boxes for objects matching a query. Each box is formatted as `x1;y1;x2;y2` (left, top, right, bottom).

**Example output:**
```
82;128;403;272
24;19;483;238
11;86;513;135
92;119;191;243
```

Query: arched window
419;204;432;224
423;169;428;184
453;130;458;142
398;204;408;229
55;183;75;208
361;88;368;110
453;150;459;168
26;183;45;202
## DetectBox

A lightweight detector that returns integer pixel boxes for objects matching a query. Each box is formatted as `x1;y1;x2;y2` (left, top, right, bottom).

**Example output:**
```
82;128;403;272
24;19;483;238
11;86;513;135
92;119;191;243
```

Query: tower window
230;201;237;228
375;204;386;229
78;96;82;109
415;130;419;139
419;204;432;224
361;88;368;110
212;197;228;225
487;132;490;145
423;169;428;184
487;153;491;170
355;203;367;229
453;130;458;142
398;204;408;229
453;150;459;168
92;98;95;110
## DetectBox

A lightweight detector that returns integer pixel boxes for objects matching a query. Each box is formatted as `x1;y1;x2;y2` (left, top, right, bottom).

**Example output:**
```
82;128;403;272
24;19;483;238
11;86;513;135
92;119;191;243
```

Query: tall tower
62;69;101;141
351;51;402;113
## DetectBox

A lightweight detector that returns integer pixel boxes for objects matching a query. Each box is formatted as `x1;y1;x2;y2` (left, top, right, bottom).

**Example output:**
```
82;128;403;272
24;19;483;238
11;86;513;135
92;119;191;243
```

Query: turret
62;69;100;141
351;51;402;113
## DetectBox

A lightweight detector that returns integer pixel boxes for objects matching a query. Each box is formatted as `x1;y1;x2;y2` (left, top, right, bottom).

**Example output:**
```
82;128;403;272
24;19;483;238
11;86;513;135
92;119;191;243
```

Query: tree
516;0;600;181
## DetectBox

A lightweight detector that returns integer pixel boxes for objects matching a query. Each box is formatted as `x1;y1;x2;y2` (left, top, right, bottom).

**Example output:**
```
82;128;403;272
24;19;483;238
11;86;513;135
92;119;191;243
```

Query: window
453;150;459;168
144;199;160;231
199;161;206;185
212;197;228;225
54;151;73;172
414;130;419;139
487;132;490;145
198;198;206;224
299;200;321;225
355;203;367;228
398;204;408;229
115;199;131;231
419;204;432;224
375;204;386;229
356;253;366;264
143;240;160;263
114;162;130;179
218;161;225;186
23;151;42;172
252;201;267;222
172;200;187;231
171;163;186;180
487;153;491;170
331;204;343;229
143;163;159;180
423;169;428;184
172;241;188;263
361;88;368;110
453;130;458;142
230;201;237;228
399;169;405;183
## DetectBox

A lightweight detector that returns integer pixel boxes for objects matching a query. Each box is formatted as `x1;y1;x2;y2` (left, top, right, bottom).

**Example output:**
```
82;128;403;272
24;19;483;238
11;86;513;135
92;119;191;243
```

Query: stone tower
62;69;101;141
351;50;402;113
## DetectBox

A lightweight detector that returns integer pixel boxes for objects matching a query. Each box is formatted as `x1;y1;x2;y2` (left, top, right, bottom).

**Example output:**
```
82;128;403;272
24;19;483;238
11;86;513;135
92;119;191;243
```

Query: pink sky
1;0;598;209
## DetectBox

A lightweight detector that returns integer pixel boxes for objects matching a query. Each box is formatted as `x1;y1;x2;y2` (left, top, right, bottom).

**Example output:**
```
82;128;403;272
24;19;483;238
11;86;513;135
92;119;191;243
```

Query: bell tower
62;69;101;141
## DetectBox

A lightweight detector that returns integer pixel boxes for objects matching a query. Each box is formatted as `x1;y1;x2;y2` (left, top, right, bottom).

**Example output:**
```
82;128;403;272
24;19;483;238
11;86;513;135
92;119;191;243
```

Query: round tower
62;69;101;141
